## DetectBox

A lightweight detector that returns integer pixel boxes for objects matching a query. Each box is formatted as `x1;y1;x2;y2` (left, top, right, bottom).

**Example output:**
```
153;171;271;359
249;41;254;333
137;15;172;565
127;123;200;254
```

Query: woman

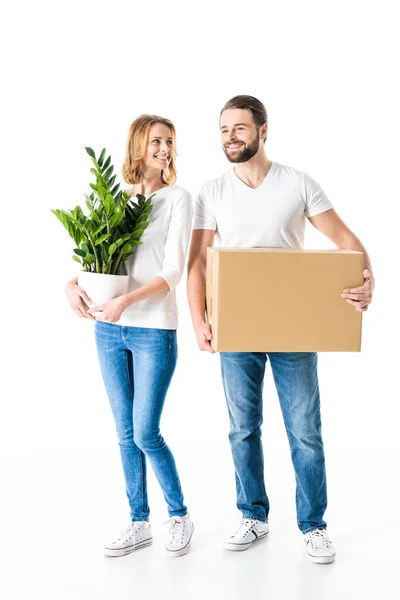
65;115;194;558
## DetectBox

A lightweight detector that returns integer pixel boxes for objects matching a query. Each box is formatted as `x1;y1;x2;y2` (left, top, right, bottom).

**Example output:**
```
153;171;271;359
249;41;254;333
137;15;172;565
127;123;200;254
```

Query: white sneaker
304;528;336;563
223;518;269;551
165;514;194;557
104;521;153;557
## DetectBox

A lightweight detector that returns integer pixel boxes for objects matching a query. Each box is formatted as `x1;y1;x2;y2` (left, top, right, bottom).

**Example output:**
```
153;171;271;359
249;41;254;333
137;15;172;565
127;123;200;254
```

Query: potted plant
52;147;154;305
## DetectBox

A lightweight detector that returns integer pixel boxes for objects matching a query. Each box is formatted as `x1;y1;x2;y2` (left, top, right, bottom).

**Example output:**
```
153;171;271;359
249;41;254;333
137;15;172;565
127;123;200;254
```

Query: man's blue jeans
220;351;327;534
95;321;187;521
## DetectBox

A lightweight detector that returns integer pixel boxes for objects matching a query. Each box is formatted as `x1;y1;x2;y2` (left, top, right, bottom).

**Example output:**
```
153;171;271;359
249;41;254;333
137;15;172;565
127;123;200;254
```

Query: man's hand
195;320;215;353
341;269;375;312
88;296;128;323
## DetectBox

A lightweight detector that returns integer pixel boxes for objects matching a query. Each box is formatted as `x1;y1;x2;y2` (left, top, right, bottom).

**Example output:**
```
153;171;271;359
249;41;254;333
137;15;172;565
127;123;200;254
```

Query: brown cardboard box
206;248;364;352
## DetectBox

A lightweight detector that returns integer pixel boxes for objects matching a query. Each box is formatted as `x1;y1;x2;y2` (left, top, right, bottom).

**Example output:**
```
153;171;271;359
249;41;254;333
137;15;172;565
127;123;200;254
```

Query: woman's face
142;123;175;173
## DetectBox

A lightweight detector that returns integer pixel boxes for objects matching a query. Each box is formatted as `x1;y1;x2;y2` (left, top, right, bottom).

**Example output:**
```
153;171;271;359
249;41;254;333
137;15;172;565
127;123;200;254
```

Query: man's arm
308;208;374;312
187;229;216;352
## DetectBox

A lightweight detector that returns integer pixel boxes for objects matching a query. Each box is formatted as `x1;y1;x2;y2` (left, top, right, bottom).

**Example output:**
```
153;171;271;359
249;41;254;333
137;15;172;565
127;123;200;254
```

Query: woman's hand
88;296;128;323
65;279;95;320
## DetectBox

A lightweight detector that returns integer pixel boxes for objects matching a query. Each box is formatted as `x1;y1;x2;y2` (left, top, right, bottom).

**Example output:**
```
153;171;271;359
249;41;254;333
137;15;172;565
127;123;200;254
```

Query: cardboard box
206;248;364;352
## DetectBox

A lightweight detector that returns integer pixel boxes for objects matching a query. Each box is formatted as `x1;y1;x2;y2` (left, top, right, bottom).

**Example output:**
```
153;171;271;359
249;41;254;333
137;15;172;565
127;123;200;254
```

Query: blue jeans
220;351;327;534
95;321;187;521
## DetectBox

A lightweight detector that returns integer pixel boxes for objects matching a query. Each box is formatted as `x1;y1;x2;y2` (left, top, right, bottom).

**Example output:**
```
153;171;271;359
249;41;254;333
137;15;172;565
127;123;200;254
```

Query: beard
223;131;260;163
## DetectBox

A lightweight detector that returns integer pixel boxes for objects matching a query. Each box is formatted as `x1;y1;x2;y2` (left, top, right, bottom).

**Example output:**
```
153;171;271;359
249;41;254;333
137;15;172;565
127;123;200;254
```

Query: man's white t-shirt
192;161;333;248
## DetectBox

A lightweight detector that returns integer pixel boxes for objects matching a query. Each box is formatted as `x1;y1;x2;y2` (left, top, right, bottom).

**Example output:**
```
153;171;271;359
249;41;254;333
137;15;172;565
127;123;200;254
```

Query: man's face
220;108;264;163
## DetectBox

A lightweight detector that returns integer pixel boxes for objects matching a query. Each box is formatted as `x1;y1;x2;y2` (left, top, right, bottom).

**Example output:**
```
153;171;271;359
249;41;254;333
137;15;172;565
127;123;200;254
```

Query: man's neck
233;154;272;189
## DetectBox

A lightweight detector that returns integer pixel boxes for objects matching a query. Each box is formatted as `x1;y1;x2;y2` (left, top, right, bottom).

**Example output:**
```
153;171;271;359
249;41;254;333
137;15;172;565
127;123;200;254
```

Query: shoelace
165;517;186;542
234;518;258;539
306;528;332;550
117;522;142;544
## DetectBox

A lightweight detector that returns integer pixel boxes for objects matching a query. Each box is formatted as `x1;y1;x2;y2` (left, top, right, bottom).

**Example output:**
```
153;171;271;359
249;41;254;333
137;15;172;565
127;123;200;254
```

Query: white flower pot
78;271;130;307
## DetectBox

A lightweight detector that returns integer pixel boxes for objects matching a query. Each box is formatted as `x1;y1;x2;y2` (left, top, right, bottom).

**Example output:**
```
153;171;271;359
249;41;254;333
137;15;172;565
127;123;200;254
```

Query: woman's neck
130;170;169;196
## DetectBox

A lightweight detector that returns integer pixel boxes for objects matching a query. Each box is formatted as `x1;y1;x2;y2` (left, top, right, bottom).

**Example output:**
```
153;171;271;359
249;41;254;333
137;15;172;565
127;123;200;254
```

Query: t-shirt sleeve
192;183;217;230
157;190;194;292
304;173;334;218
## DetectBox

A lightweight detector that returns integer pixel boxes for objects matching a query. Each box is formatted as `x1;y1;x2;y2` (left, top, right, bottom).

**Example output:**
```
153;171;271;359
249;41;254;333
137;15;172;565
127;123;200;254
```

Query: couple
66;95;374;563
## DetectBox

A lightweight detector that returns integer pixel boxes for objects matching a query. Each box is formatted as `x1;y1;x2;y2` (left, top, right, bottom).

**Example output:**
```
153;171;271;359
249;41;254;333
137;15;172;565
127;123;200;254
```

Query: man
187;95;374;563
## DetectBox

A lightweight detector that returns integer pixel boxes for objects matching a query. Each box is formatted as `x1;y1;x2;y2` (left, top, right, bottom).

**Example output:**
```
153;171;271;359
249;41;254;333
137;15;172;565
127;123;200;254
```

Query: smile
155;155;169;161
226;143;244;150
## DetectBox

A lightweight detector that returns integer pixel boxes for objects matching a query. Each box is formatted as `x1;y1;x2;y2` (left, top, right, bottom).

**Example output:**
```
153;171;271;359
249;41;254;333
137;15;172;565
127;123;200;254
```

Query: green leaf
107;175;116;188
93;224;107;236
97;185;106;200
95;234;111;245
72;255;82;263
138;213;150;224
98;148;106;167
104;166;113;181
74;248;87;257
101;244;109;263
134;221;149;231
91;212;100;225
110;213;123;228
90;183;97;191
91;157;100;170
85;253;95;263
109;243;117;256
104;193;115;214
85;147;96;159
81;243;90;254
103;155;111;171
111;183;120;196
131;240;143;246
115;238;123;247
121;243;132;254
86;220;96;234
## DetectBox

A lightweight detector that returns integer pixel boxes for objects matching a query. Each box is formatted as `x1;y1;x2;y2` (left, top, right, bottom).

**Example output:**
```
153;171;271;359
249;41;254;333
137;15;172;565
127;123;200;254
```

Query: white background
1;1;399;598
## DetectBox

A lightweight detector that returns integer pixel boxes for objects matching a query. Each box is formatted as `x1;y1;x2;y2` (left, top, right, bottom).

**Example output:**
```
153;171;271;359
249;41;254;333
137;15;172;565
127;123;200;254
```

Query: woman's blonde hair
122;114;178;186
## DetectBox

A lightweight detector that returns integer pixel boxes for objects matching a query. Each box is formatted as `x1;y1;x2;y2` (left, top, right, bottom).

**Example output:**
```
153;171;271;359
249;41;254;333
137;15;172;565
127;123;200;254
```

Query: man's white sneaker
223;518;269;551
165;514;194;557
104;521;153;557
304;528;336;563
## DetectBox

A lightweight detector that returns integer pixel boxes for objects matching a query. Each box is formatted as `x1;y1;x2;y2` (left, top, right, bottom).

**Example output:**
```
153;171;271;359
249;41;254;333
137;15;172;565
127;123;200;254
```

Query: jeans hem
168;510;188;518
302;525;327;535
131;515;150;522
242;513;268;523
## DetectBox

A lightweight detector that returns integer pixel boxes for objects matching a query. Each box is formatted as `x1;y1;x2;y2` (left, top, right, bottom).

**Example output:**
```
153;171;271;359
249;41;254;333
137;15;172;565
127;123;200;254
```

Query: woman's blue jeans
95;321;187;521
220;351;327;534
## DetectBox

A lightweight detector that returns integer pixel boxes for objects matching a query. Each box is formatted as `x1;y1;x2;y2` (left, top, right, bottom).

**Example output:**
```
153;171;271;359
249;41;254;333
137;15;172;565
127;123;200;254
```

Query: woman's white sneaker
104;521;153;557
304;528;336;563
223;518;269;551
165;514;194;557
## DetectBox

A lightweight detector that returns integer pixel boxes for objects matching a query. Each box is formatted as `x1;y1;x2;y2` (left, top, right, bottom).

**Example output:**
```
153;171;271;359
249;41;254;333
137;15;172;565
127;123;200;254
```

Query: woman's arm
122;275;170;307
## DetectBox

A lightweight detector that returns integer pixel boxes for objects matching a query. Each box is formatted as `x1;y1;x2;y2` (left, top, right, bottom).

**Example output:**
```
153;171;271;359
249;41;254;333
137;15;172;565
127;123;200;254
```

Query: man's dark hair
220;95;268;130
